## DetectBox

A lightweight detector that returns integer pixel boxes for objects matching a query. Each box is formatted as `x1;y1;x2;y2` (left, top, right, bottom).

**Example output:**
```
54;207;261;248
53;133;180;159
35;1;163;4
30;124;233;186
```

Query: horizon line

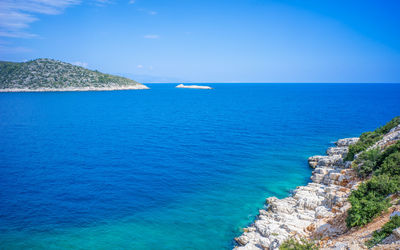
142;82;400;84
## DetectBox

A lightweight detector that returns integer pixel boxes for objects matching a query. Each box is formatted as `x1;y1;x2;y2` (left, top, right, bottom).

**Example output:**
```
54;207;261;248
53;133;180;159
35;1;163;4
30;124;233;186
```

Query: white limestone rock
326;147;348;157
234;130;400;250
335;138;359;147
393;227;400;239
235;138;360;250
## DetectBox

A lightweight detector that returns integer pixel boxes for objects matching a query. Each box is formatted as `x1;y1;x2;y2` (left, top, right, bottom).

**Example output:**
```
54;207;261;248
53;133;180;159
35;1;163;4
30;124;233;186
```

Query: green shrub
345;117;400;231
346;193;391;228
375;141;400;166
344;117;400;161
279;238;318;250
365;215;400;248
346;175;400;228
353;174;399;199
354;148;382;177
376;116;400;135
346;142;371;162
376;151;400;177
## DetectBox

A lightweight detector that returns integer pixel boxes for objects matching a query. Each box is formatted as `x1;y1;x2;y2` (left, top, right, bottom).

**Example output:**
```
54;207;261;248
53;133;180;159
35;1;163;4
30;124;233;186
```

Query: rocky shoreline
235;124;400;249
0;85;149;92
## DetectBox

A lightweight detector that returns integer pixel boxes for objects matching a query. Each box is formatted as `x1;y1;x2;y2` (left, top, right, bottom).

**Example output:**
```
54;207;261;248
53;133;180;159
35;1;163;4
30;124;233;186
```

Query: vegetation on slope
346;174;399;227
344;116;400;161
365;215;400;248
346;118;400;228
354;141;400;178
279;117;400;248
279;238;318;250
0;58;143;89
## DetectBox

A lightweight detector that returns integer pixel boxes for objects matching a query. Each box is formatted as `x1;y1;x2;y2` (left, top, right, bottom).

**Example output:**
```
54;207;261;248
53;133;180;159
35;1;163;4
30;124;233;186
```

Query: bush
376;151;400;177
346;141;371;162
346;193;391;228
365;215;400;248
353;174;399;199
279;238;318;250
375;141;400;167
346;175;400;228
376;116;400;135
354;148;382;178
344;117;400;161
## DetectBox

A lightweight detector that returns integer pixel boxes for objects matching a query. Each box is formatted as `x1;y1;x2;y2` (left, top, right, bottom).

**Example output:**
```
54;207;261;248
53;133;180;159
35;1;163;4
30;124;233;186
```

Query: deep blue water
0;83;399;249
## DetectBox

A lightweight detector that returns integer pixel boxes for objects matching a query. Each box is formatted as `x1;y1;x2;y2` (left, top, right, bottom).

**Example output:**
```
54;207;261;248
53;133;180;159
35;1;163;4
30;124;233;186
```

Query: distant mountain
0;58;148;91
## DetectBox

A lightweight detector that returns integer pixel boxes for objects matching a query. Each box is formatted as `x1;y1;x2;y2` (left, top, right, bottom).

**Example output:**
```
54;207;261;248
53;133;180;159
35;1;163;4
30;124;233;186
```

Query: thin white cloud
129;0;135;4
0;0;81;38
137;64;143;68
0;45;32;53
0;31;37;38
72;61;88;68
137;8;158;15
144;34;159;39
93;0;114;7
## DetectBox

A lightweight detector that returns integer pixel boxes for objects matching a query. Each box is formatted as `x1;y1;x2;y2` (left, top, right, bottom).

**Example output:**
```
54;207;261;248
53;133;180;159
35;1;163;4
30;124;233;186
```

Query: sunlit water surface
0;83;399;249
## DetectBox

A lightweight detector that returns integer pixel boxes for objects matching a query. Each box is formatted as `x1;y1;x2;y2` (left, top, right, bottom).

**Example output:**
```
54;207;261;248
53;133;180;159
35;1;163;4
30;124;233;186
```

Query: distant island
176;84;213;89
0;58;149;92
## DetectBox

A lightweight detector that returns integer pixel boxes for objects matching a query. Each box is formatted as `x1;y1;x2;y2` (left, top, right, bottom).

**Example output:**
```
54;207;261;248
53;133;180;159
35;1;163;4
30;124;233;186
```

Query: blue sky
0;0;400;83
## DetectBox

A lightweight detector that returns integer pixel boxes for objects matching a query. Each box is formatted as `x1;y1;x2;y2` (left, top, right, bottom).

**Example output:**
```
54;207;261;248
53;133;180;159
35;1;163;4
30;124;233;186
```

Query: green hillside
0;58;145;90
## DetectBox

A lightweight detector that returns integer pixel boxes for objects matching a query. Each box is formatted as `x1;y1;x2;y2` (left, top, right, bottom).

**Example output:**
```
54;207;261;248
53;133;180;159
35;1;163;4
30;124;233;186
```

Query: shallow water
0;83;399;249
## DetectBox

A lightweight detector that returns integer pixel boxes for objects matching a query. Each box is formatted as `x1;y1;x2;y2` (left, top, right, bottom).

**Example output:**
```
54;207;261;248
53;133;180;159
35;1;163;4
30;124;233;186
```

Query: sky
0;0;400;83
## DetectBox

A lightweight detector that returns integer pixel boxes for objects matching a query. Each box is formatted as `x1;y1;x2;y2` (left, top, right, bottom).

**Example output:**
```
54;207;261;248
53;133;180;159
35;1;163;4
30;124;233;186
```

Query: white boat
175;84;213;89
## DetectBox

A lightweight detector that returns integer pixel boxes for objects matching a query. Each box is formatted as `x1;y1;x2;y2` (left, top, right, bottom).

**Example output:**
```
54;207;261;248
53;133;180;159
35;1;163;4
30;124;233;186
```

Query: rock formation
235;124;400;250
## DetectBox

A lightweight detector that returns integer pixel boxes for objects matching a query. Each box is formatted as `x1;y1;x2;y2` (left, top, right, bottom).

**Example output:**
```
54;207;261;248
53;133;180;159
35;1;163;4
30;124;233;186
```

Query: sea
0;83;399;249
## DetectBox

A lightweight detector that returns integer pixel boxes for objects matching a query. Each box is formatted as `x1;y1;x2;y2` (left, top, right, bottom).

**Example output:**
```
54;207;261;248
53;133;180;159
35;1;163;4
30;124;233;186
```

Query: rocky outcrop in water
234;125;400;249
235;137;360;249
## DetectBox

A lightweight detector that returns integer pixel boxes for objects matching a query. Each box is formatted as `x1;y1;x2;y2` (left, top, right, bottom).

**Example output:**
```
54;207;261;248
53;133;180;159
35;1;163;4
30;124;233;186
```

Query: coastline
235;125;400;249
0;85;149;92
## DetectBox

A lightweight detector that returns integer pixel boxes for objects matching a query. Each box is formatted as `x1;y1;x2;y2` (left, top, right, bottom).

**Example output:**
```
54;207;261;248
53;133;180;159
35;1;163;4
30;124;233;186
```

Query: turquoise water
0;83;399;249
